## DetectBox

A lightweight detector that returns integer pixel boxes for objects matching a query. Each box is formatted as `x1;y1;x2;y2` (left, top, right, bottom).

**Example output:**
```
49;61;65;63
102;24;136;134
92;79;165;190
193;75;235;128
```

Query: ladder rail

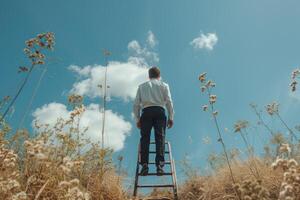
133;143;140;196
168;142;178;200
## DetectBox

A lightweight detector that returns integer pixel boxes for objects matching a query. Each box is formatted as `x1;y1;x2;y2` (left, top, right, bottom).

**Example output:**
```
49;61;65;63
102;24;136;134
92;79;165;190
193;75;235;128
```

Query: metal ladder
133;141;178;200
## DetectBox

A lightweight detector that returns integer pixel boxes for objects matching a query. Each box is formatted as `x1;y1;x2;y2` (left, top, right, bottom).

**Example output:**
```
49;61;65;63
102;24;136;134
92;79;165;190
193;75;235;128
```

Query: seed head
198;72;207;83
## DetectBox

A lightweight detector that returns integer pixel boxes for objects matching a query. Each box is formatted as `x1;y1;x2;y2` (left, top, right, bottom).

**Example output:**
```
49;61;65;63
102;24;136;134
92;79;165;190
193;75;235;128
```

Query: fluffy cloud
127;41;159;65
146;31;158;48
190;32;218;50
69;62;148;101
69;31;159;101
32;102;132;151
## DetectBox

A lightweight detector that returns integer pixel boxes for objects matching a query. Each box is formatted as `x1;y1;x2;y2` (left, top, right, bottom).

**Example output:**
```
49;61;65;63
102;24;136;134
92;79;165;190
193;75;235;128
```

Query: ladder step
139;161;171;165
137;184;174;188
138;172;172;176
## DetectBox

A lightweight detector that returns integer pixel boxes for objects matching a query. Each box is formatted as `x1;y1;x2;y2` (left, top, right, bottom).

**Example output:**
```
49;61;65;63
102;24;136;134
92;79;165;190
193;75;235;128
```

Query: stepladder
133;141;178;200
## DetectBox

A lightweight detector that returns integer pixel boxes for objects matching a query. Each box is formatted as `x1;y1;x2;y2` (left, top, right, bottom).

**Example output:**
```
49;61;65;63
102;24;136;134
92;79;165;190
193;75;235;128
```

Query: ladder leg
167;142;178;200
172;158;179;200
133;143;141;197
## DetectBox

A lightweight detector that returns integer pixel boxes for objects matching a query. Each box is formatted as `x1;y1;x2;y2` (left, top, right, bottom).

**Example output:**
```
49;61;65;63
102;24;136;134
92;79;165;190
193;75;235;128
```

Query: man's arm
164;84;174;128
133;86;142;128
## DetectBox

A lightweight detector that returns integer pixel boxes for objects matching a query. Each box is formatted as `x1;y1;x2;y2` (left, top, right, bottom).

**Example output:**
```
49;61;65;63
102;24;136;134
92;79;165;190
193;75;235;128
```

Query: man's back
133;79;174;122
138;79;168;108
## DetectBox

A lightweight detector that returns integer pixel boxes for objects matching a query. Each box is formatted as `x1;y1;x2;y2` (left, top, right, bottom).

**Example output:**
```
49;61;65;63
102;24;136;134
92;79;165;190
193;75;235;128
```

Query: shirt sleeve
133;86;142;122
164;84;174;120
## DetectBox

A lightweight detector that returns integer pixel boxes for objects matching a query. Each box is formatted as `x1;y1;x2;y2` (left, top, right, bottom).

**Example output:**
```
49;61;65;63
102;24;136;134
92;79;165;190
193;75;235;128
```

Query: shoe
140;164;149;176
156;165;164;176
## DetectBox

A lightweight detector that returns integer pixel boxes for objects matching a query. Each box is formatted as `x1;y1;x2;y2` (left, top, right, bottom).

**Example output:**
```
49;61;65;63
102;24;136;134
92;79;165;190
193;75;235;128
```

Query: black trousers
140;106;167;167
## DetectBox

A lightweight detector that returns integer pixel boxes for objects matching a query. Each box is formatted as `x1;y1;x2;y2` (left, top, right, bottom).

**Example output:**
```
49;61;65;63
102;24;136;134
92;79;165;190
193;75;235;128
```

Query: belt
142;106;165;111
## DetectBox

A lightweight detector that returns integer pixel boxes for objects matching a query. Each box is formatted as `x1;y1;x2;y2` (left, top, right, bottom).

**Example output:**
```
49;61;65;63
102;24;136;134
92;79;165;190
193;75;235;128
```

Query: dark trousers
140;106;167;167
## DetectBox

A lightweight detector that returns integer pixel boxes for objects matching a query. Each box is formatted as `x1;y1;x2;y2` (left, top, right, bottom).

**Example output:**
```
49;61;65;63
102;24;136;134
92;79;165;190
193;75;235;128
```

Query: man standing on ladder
133;66;174;176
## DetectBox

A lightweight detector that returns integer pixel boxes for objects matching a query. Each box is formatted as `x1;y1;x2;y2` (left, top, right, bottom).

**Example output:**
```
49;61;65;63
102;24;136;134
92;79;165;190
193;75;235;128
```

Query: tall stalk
240;129;260;178
234;120;260;178
266;102;299;142
199;73;241;200
0;65;34;122
117;155;123;184
250;104;275;137
68;94;84;156
276;112;298;142
100;49;111;149
251;104;287;157
207;89;236;184
0;32;55;122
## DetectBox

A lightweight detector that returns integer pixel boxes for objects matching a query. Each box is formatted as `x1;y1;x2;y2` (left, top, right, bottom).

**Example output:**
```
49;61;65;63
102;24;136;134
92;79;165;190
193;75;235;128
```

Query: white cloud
190;32;218;50
127;40;159;65
69;61;148;101
32;103;69;125
32;102;132;151
147;31;158;48
69;32;160;101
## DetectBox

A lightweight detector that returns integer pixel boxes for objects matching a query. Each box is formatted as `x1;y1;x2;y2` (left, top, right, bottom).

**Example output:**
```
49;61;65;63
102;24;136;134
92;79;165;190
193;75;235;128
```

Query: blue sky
2;0;300;188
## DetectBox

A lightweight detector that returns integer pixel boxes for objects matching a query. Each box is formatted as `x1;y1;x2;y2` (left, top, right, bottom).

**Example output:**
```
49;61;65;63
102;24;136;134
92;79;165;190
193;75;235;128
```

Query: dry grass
0;100;128;200
178;158;283;200
137;156;296;200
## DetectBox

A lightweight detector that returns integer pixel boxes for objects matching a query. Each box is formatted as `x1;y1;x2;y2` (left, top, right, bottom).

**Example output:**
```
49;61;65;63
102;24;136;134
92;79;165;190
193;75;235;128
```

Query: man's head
148;66;160;79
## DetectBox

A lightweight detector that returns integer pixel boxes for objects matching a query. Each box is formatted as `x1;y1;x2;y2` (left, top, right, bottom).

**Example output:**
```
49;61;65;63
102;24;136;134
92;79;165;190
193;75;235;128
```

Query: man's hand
167;119;174;129
136;120;141;129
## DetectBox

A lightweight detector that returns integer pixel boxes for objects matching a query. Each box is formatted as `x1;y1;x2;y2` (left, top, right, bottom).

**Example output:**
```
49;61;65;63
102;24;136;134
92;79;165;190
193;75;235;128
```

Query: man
133;66;174;176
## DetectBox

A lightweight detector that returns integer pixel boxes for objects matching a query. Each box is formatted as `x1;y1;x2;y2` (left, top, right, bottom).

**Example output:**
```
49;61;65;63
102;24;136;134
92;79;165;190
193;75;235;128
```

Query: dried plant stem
204;87;242;200
250;105;275;137
276;113;298;142
0;64;34;122
211;106;235;183
205;91;243;200
207;89;235;183
240;130;260;179
211;107;242;200
240;133;257;177
17;65;47;130
34;179;49;200
117;158;122;184
1;32;54;123
77;116;81;156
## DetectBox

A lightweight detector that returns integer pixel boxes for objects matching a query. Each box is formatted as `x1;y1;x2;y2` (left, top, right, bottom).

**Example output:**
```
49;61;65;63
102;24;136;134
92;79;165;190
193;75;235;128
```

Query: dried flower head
266;102;279;115
68;94;84;108
291;69;300;79
234;179;270;200
234;120;249;133
24;32;55;66
209;95;217;104
290;69;300;92
205;80;216;88
213;110;218;116
198;72;207;83
279;143;292;154
290;80;297;92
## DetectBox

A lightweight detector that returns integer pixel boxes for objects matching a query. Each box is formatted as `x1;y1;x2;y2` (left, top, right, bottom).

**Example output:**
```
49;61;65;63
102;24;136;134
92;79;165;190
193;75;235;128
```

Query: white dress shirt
133;78;174;122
